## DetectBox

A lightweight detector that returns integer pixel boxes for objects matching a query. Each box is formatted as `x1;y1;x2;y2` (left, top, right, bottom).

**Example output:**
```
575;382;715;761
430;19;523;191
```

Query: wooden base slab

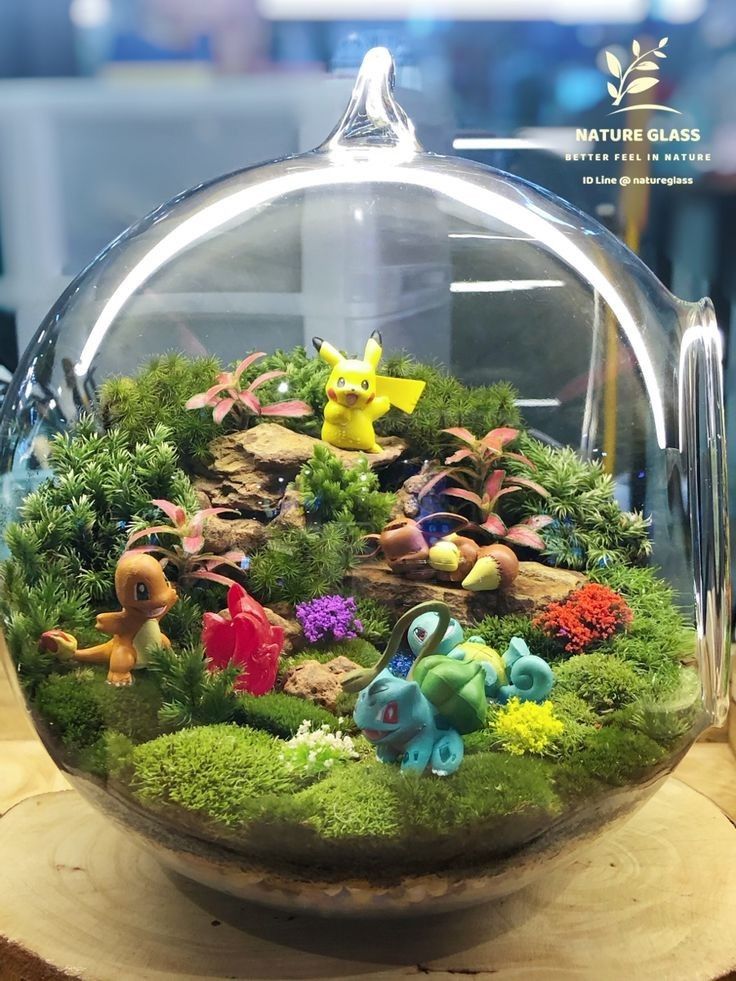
1;778;736;981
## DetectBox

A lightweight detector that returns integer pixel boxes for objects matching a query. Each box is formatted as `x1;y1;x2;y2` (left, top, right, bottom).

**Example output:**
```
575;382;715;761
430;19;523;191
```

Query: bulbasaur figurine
342;602;556;777
313;332;425;453
353;669;465;776
343;602;482;776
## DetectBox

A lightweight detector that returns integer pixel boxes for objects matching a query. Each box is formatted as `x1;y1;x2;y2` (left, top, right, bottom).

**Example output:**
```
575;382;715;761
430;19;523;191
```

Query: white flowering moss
279;719;358;778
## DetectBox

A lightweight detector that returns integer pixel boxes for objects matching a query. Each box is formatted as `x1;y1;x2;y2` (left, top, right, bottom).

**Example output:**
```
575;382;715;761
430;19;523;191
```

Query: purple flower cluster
295;595;364;645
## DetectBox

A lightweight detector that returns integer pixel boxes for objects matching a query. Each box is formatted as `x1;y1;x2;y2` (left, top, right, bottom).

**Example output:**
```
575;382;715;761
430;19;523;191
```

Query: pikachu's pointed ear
312;336;342;368
363;330;383;371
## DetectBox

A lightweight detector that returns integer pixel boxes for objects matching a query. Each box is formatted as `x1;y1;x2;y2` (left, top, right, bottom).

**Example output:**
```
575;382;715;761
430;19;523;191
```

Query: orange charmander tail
40;629;114;664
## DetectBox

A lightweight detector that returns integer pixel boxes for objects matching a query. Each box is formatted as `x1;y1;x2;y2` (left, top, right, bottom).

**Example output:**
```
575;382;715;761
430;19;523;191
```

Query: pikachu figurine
313;332;426;453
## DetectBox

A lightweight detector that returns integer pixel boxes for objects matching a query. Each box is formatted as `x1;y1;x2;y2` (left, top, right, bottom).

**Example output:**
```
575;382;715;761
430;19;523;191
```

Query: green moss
560;726;665;787
286;751;559;840
375;353;521;458
332;689;358;719
78;730;135;779
353;599;392;647
289;762;404;839
100;352;222;464
609;668;703;747
248;522;362;605
35;671;162;756
471;613;562;662
461;728;496;755
550;690;599;726
405;752;559;828
130;724;297;827
589;564;693;692
554;653;645;713
235;692;342;738
296;445;395;532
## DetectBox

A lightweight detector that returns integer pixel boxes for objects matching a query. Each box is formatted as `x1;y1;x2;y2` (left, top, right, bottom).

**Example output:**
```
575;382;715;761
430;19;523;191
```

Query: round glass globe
0;48;728;916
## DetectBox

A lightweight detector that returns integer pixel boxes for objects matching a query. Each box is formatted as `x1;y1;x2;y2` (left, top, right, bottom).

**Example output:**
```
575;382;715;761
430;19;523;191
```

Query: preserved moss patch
555;653;645;713
559;726;665;789
128;730;561;844
35;671;162;755
274;752;559;842
78;730;135;779
235;692;342;738
130;725;297;827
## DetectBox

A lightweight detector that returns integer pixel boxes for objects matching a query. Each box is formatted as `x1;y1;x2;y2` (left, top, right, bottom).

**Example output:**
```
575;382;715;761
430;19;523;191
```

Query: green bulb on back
411;655;488;734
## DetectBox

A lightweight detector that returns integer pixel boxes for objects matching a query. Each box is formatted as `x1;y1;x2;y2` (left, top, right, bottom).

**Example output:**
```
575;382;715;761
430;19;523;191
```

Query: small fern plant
146;644;240;730
295;445;395;532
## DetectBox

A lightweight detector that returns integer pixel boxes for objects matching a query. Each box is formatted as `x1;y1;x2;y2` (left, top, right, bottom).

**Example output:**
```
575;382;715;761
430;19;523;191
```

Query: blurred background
0;0;733;547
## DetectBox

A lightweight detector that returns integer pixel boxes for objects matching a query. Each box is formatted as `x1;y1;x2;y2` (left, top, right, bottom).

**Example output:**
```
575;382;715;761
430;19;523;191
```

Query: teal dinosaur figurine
345;601;482;776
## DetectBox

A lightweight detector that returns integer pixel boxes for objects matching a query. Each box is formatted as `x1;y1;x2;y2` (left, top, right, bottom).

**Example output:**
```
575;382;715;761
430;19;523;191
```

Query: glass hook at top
321;46;422;157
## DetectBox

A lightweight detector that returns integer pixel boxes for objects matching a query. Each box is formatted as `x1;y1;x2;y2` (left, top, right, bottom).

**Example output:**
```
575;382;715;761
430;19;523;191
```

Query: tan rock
502;563;585;615
195;423;407;515
202;515;267;556
345;560;585;623
390;462;445;520
269;485;306;532
281;656;360;711
263;606;304;656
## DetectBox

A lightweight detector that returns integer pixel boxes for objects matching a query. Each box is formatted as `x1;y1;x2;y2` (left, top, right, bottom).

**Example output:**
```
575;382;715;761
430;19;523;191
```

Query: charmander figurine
313;331;426;453
41;552;178;686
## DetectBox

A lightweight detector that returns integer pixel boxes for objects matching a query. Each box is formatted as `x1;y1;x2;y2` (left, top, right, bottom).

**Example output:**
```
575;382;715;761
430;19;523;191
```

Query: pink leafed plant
184;352;313;425
126;498;245;588
419;427;553;550
202;582;284;695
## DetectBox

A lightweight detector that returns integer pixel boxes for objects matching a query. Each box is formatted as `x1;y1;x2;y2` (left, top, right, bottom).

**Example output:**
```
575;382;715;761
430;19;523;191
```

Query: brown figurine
41;552;178;686
378;517;430;576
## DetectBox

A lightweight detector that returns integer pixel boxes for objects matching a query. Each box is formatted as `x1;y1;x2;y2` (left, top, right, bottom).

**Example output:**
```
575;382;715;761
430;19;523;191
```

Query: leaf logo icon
604;37;680;115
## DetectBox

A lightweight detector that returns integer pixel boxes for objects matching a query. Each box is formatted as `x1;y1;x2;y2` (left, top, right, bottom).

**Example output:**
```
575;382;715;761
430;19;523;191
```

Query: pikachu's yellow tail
375;375;426;414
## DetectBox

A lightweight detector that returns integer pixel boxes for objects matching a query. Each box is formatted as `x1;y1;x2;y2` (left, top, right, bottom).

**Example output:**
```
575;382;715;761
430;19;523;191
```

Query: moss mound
235;692;342;738
560;727;665;788
555;653;645;713
131;724;297;827
36;670;162;754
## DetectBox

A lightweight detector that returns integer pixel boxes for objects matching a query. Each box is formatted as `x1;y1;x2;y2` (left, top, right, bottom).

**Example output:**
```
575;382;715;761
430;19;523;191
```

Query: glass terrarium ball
0;48;729;915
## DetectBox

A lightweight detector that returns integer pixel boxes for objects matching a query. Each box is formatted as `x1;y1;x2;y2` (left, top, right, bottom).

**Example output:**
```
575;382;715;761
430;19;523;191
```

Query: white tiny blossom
281;719;358;777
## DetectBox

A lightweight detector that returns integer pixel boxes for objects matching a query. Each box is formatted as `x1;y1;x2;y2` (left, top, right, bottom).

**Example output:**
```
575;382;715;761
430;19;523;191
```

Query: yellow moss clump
491;698;564;757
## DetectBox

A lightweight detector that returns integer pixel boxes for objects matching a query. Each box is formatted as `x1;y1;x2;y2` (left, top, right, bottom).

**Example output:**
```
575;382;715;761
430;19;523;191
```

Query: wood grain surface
2;654;736;980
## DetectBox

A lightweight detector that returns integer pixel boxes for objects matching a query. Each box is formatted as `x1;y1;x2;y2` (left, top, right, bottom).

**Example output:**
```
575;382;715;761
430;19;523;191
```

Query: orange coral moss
533;583;633;654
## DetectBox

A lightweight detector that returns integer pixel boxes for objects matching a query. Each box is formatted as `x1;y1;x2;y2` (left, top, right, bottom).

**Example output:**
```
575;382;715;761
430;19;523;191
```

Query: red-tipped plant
185;351;313;425
419;427;552;550
127;499;245;588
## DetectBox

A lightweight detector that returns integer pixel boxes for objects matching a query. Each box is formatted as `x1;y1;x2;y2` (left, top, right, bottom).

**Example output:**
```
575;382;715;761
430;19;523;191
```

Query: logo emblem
605;37;680;115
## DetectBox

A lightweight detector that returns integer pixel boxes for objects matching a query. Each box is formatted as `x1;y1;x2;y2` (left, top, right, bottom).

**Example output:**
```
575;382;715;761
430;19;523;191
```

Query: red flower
533;583;633;654
202;583;284;695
